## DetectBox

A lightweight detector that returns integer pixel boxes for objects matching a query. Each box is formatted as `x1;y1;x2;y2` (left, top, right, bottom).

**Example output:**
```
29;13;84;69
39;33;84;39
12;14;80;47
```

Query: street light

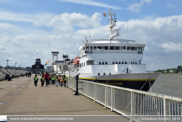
7;59;9;67
15;63;17;77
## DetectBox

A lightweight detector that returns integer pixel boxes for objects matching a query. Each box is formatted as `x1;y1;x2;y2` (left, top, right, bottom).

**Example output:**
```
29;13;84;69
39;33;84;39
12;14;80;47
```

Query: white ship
64;9;160;91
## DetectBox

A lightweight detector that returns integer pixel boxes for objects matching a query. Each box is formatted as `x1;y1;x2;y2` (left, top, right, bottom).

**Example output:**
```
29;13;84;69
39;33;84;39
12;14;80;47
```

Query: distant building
26;67;32;72
32;59;44;73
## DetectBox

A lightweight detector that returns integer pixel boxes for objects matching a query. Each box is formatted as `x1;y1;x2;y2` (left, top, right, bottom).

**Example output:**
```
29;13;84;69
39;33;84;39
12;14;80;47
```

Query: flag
103;13;106;17
45;59;50;66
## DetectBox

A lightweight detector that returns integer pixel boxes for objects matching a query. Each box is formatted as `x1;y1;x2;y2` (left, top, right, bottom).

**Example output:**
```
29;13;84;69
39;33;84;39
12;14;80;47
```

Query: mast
108;8;120;41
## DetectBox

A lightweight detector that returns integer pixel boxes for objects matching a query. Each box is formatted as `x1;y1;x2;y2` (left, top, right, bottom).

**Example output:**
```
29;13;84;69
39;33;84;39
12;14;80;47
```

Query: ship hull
67;72;160;91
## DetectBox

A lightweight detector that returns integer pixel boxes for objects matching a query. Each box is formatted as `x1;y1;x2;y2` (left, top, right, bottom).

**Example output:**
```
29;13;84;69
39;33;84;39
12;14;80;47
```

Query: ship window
125;62;127;64
87;60;94;65
123;46;126;50
97;46;102;50
99;62;101;65
115;46;120;50
141;47;144;50
94;46;97;50
86;47;89;50
135;47;137;50
98;73;100;75
105;62;107;65
127;46;131;50
103;73;105;75
133;62;135;64
110;46;114;50
136;62;137;64
131;47;135;50
122;62;124;64
102;62;104;65
90;47;93;50
84;63;85;67
116;62;118;64
138;47;141;50
119;62;121;64
113;62;115;64
103;46;108;50
131;62;132;64
109;73;111;75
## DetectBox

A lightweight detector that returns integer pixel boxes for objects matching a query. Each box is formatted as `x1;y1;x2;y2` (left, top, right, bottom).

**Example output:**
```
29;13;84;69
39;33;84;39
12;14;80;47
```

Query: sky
0;0;182;71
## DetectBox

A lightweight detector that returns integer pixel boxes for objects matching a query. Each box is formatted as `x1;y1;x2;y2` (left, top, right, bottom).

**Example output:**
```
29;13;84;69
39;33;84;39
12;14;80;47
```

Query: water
150;74;182;98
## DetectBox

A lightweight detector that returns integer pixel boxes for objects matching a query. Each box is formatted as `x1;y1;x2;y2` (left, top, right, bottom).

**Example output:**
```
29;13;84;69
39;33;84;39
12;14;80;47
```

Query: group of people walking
33;72;67;87
25;72;31;77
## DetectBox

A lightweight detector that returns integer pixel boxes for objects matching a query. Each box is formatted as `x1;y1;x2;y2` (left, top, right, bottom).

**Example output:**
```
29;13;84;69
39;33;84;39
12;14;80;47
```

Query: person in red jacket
44;72;50;87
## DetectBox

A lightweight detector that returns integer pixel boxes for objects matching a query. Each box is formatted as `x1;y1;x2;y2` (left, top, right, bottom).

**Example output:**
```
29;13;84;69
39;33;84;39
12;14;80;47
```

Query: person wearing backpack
63;75;67;87
41;75;45;87
51;74;56;85
34;75;39;87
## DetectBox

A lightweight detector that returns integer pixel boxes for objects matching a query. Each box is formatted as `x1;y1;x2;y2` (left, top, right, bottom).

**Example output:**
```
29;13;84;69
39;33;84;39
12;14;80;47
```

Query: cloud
57;0;122;10
128;0;152;12
167;3;175;8
161;42;182;52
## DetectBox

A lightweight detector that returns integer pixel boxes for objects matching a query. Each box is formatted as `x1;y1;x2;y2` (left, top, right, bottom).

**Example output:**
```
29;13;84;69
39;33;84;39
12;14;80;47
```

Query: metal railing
67;78;182;121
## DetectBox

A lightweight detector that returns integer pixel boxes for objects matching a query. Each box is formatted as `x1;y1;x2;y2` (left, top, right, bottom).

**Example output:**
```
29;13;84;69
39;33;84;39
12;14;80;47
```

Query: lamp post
7;59;9;67
15;63;17;77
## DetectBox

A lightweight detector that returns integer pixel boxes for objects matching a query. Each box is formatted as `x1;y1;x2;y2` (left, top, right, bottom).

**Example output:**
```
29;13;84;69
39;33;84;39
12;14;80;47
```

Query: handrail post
94;84;96;102
87;82;88;97
105;85;107;108
164;97;166;116
130;91;133;122
111;87;113;111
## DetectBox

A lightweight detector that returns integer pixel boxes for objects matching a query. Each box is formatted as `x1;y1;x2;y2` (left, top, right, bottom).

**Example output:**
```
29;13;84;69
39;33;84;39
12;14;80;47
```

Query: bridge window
116;62;118;64
127;46;131;50
94;46;97;50
135;62;137;64
102;62;104;65
131;47;135;50
103;73;105;75
125;62;127;64
119;62;121;64
99;62;101;65
135;47;137;50
122;62;124;64
138;47;141;50
103;46;108;50
110;46;114;50
113;62;115;64
121;46;126;50
86;47;89;50
98;73;100;75
115;46;120;50
131;62;132;64
105;62;107;65
141;47;144;50
90;47;93;50
97;46;102;50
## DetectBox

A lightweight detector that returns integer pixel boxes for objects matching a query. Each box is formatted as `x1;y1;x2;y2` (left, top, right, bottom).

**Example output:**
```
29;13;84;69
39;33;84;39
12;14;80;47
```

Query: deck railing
67;78;182;122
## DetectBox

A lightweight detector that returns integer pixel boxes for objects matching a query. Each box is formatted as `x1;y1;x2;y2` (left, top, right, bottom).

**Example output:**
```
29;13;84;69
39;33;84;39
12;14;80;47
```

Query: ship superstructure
65;9;159;91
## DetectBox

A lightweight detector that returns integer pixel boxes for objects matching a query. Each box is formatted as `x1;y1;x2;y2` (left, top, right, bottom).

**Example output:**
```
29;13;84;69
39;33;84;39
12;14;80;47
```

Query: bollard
74;73;80;95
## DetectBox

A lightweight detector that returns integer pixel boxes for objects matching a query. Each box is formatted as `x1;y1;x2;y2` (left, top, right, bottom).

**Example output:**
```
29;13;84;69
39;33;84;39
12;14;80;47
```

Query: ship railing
135;40;145;44
67;78;182;122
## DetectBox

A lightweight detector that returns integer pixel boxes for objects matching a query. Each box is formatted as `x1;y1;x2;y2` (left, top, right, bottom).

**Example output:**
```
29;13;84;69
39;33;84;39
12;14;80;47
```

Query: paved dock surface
0;75;127;119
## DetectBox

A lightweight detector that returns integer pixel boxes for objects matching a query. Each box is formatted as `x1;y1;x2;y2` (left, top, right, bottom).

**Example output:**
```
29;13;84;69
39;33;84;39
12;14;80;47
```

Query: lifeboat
73;57;80;65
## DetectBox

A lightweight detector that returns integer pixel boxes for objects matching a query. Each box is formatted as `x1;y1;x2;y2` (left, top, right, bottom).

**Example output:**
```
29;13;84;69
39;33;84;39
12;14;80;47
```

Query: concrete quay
0;75;128;120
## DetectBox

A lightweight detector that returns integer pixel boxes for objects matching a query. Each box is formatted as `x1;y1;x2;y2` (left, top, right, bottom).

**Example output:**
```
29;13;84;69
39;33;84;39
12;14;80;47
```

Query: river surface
150;74;182;98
